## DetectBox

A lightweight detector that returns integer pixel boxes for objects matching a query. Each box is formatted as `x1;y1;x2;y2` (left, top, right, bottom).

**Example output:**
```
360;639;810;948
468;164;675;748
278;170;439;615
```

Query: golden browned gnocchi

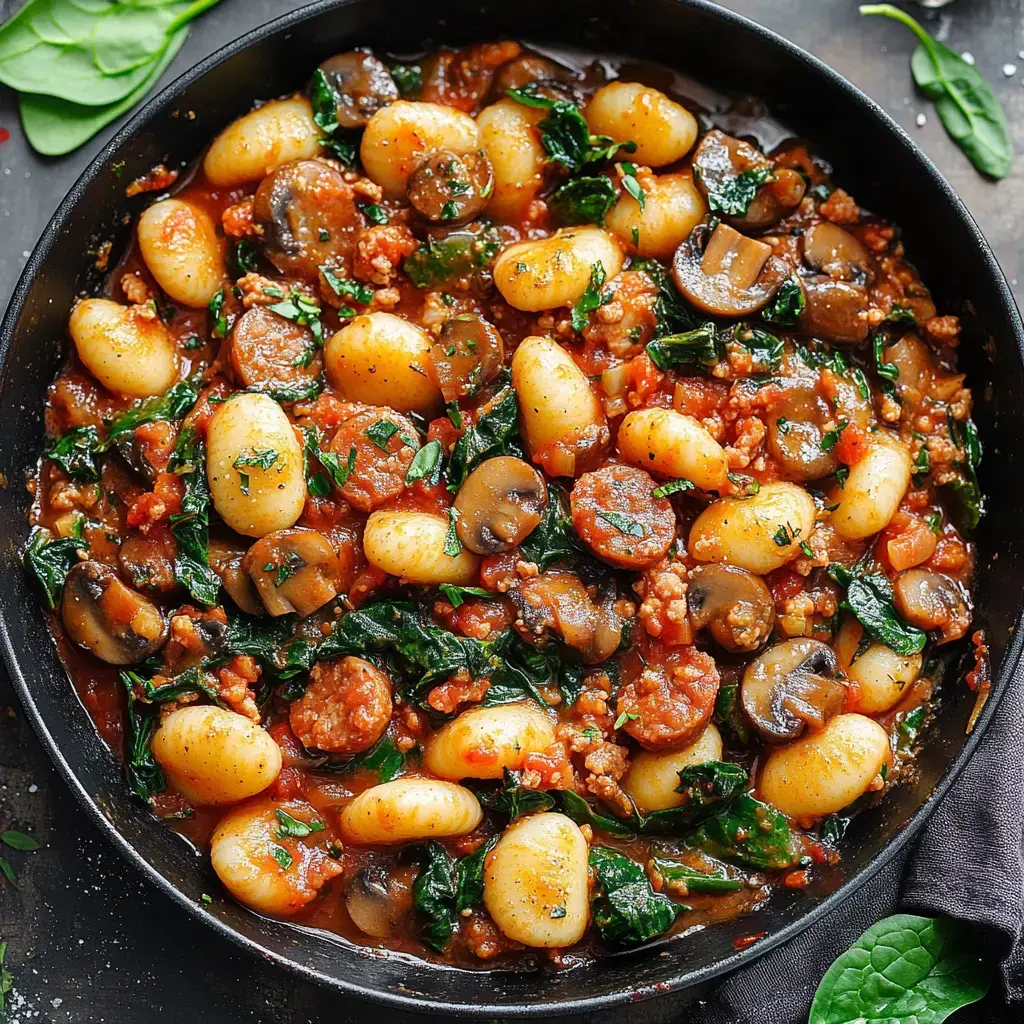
32;35;980;972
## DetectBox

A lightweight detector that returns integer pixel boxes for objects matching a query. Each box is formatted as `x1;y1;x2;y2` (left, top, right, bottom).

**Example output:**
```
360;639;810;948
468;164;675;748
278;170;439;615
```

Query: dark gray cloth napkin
687;666;1024;1023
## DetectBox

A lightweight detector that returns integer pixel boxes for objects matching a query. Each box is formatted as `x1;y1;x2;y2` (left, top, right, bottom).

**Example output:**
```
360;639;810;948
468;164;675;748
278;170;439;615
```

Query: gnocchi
363;510;480;584
688;481;816;574
483;813;589;947
324;312;443;417
585;82;698;167
68;298;179;398
476;98;546;220
340;778;483;844
831;434;912;541
204;97;323;187
206;392;306;538
151;706;282;805
617;407;729;492
493;227;624;311
136;199;225;308
846;644;922;714
621;723;723;813
759;714;891;820
360;100;479;197
606;172;707;259
423;702;556;780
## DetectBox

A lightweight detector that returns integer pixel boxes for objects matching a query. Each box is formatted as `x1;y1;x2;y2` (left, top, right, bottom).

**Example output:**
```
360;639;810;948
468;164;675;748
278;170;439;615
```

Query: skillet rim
1;0;1022;1015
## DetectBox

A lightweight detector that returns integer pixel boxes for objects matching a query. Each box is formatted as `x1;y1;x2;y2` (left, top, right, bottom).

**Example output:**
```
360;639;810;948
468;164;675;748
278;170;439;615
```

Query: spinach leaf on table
860;4;1012;179
809;913;993;1024
589;846;682;946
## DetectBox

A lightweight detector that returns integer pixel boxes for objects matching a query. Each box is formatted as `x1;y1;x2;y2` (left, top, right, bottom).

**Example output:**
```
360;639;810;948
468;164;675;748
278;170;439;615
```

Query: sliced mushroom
315;51;399;130
797;277;869;344
513;570;623;664
767;384;840;481
430;314;505;402
802;222;873;285
118;534;177;594
491;54;578;98
687;565;774;653
345;862;399;937
692;130;806;231
741;638;845;743
672;221;789;317
407;150;494;224
242;528;348;617
454;456;547;555
893;569;972;644
253;160;360;280
61;560;169;665
208;535;264;616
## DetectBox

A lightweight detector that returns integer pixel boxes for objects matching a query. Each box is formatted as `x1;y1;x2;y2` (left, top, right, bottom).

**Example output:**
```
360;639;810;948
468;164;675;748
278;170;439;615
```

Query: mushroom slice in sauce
767;384;840;482
208;535;264;616
243;528;347;617
491;54;579;99
429;314;505;402
802;222;873;285
692;129;806;231
61;560;169;665
345;859;414;938
797;277;870;344
315;50;399;130
741;637;845;743
893;569;972;644
672;221;789;317
687;564;775;653
407;150;495;225
454;456;547;555
253;160;360;280
513;570;623;664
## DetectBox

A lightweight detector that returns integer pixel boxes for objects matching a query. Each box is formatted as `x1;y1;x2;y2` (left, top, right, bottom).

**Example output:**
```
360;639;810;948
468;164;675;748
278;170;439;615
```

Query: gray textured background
1;1;1022;1021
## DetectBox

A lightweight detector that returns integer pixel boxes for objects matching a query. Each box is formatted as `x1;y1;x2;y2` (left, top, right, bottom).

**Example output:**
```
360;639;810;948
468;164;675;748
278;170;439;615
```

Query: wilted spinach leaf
631;257;698;337
638;762;748;834
520;483;580;571
403;224;502;288
701;165;772;217
45;425;101;481
646;322;720;369
558;790;635;838
686;794;798;870
168;427;221;606
829;569;927;656
446;385;520;488
589;846;682;945
548;176;617;226
762;275;806;326
23;522;87;610
713;681;754;747
412;840;460;952
455;834;499;913
649;857;742;894
119;671;164;802
475;768;555;819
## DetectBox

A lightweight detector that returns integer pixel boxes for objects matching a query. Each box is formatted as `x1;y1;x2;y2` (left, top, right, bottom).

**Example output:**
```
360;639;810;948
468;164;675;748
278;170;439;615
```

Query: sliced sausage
229;306;322;390
289;656;393;754
615;645;720;751
570;463;676;569
328;406;420;512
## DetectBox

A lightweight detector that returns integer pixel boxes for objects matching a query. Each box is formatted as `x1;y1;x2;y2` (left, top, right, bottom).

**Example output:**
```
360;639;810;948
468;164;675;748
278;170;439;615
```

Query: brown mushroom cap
118;534;177;594
208;535;264;616
491;54;578;98
407;150;495;225
802;222;873;285
672;221;789;317
687;564;775;653
429;314;505;402
253;160;360;280
345;861;405;938
766;383;841;482
513;569;623;664
797;277;870;344
893;569;972;644
454;456;547;555
692;130;805;231
741;638;845;743
61;560;169;665
242;528;348;617
316;51;399;130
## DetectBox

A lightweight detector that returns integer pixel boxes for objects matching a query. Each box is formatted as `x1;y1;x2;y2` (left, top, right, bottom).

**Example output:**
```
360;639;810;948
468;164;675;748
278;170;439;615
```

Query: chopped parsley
365;418;414;450
597;510;645;538
618;161;645;209
444;507;463;556
268;289;324;344
652;478;695;498
360;203;389;225
571;261;611;332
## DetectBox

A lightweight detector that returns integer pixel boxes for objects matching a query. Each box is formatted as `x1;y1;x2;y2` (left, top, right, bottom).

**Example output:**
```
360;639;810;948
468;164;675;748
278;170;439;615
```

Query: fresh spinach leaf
809;913;992;1024
589;846;682;946
23;523;87;610
403;224;502;288
686;794;799;870
548;176;617;226
861;5;1012;179
0;940;13;1015
646;322;720;369
0;830;39;853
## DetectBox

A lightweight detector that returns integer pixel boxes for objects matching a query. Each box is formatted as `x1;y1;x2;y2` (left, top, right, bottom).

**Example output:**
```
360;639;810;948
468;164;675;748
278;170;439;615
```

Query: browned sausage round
570;463;676;569
615;644;720;751
253;160;361;280
229;306;322;390
289;656;393;754
328;406;420;512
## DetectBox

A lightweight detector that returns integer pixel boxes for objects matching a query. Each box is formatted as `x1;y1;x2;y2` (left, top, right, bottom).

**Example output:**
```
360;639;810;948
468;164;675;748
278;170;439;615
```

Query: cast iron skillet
0;0;1021;1016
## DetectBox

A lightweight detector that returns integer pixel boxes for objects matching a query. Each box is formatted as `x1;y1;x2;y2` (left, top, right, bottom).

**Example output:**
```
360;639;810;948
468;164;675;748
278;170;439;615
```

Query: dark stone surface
0;1;1020;1020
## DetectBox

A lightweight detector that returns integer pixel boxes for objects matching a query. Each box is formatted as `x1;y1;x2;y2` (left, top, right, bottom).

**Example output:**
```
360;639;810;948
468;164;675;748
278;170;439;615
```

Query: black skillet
0;0;1021;1016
